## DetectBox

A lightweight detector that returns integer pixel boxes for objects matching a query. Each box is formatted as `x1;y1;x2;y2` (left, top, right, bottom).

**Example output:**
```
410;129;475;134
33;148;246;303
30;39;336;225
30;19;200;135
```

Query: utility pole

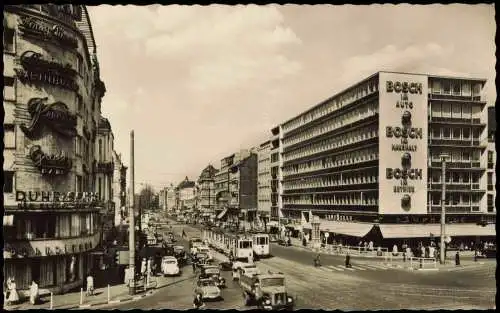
440;153;450;265
128;130;136;295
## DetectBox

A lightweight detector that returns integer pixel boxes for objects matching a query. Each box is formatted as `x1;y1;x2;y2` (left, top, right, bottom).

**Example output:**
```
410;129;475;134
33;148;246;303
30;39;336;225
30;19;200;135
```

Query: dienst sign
378;72;428;215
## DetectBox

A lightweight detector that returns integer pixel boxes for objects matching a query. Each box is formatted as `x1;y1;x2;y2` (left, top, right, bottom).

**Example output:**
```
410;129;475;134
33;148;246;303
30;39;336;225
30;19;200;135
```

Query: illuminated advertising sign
378;72;428;215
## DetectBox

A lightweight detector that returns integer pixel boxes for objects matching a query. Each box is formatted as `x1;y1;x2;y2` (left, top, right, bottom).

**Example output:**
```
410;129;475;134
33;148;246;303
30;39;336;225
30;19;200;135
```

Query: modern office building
214;149;258;228
486;106;496;214
269;126;283;223
257;141;272;227
3;4;107;294
197;164;219;220
276;71;495;244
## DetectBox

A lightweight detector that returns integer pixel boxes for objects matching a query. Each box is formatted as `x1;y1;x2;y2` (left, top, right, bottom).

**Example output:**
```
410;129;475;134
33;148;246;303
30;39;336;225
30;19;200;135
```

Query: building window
76;54;84;75
4;171;14;193
487;173;493;188
488;151;494;167
4;124;16;148
442;81;451;95
98;178;102;200
462;128;470;139
442;128;451;138
4;76;16;101
462;194;470;204
461;82;471;96
432;80;441;94
77;175;83;193
452;82;461;96
472;83;481;96
99;139;103;162
463;172;470;183
452;128;461;139
77;95;83;112
462;151;470;161
432;128;440;138
452;172;460;183
4;28;15;53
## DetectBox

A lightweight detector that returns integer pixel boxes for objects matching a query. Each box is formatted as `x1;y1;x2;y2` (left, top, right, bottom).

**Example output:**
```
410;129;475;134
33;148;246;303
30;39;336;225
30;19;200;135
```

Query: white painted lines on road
350;265;367;271
326;265;344;272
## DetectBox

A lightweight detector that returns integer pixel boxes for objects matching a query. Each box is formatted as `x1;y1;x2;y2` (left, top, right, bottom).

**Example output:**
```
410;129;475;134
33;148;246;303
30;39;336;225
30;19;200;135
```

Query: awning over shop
216;208;228;220
320;221;374;238
378;224;496;239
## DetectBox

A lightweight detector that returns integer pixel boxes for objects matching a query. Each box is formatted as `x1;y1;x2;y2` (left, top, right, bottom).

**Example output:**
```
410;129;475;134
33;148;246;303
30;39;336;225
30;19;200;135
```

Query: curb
78;290;155;308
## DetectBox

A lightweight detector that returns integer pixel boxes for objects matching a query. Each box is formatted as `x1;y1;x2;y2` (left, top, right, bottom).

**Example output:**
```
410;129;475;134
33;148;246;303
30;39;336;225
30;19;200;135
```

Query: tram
252;233;270;259
203;228;254;261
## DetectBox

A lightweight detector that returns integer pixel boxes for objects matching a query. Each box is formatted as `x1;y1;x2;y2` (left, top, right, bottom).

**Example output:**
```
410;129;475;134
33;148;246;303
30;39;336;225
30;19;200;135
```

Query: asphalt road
169;221;495;310
108;225;251;310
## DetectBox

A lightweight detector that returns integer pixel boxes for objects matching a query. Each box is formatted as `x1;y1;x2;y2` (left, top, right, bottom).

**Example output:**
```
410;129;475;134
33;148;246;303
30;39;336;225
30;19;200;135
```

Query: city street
158;221;495;310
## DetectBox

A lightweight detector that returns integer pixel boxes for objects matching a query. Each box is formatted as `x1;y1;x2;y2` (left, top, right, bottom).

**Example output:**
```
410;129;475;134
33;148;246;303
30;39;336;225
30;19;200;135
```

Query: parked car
195;278;222;301
199;265;226;288
161;256;181;276
173;245;187;265
277;238;291;246
232;262;260;280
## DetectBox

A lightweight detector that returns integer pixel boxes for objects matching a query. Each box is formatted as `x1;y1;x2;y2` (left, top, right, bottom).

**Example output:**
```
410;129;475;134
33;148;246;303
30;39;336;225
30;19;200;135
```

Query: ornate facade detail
14;50;79;91
93;161;114;174
18;14;78;49
29;145;72;175
21;97;77;138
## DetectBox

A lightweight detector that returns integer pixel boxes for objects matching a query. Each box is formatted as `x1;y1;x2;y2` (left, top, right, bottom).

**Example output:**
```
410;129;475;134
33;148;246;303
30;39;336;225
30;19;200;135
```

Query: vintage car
173;245;187;264
218;261;233;272
167;232;176;242
277;238;291;247
194;252;211;268
194;278;222;301
196;245;213;261
199;265;226;288
161;256;181;276
232;262;260;280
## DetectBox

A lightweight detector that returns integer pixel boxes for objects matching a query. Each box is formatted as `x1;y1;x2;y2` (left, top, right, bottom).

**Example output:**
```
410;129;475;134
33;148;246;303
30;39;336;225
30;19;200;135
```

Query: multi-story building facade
198;165;219;219
276;71;495;244
3;4;106;294
177;177;197;211
159;185;176;212
269;126;283;222
214;150;258;228
257;141;272;226
112;151;127;226
486;106;496;214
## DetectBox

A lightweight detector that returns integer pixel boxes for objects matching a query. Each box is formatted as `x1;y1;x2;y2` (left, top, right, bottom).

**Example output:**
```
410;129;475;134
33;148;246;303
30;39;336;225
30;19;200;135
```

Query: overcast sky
87;4;496;192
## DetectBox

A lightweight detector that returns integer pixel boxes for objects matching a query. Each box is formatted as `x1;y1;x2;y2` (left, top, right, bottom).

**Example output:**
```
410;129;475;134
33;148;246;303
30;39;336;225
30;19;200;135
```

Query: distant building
198;165;219;220
487;106;496;214
257;141;272;226
214;149;258;229
112;151;127;226
159;185;176;212
177;177;197;211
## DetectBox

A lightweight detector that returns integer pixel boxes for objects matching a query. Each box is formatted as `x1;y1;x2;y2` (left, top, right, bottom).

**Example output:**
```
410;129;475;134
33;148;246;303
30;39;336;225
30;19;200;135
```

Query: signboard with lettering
378;72;428;214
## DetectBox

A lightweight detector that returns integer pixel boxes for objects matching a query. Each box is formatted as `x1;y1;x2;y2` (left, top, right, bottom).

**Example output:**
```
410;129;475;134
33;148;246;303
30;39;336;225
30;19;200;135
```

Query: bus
252;233;270;259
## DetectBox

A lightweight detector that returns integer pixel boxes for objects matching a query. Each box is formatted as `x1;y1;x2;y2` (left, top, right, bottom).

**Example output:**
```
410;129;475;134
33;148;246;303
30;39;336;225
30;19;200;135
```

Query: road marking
365;264;388;270
350;265;366;271
326;265;344;272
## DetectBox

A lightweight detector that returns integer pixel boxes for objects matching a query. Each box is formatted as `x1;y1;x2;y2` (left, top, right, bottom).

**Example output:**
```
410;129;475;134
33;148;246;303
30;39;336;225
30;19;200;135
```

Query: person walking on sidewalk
193;293;205;309
182;229;187;238
455;251;461;266
29;280;39;305
86;273;95;296
6;278;19;305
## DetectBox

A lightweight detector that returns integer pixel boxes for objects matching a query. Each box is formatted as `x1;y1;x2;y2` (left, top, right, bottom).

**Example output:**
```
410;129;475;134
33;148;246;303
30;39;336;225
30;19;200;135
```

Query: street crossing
316;263;394;273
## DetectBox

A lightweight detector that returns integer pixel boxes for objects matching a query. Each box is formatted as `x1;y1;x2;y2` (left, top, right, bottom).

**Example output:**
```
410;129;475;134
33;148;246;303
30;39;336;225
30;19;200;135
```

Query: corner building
3;5;106;295
279;71;495;245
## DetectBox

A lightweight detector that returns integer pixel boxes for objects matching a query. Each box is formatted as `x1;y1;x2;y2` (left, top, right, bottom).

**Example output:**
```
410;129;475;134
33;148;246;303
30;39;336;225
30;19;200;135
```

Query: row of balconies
429;116;485;126
93;161;114;174
427;183;483;192
429;138;486;148
428;161;483;169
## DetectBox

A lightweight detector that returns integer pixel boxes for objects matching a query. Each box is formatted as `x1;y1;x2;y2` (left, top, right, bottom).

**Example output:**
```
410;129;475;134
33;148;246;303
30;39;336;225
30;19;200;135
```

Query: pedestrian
345;254;352;268
192;258;197;273
29;280;39;305
392;244;398;256
182;229;187;238
86;273;94;296
193;293;205;309
455;251;460;266
6;278;19;305
141;258;147;277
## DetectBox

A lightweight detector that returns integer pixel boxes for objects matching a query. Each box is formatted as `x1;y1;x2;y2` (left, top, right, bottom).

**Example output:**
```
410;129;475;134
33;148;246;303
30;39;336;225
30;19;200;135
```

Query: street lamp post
128;130;136;295
440;153;450;265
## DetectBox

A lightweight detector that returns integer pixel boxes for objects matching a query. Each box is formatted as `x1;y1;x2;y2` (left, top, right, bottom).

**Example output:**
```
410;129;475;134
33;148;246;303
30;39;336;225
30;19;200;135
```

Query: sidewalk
4;274;172;310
